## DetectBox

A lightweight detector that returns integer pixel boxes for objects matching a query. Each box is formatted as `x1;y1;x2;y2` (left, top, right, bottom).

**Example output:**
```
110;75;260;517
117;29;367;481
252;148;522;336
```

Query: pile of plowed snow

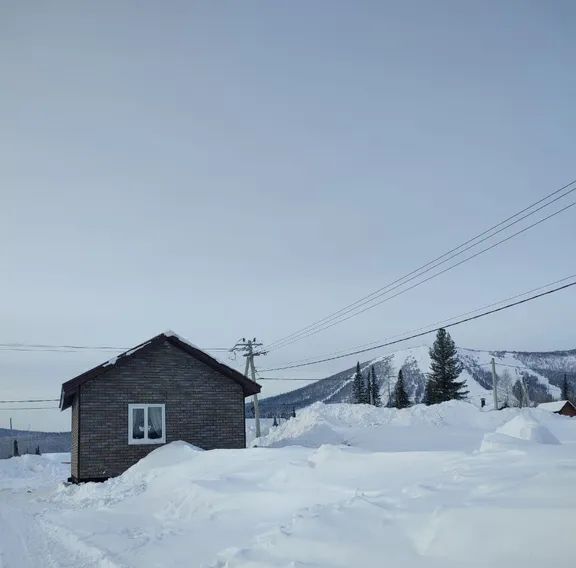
496;414;560;443
0;453;69;490
480;414;561;451
254;401;570;452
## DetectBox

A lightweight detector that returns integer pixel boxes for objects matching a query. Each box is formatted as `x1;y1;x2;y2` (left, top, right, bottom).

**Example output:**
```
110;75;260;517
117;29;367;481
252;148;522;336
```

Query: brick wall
71;395;79;478
76;340;245;480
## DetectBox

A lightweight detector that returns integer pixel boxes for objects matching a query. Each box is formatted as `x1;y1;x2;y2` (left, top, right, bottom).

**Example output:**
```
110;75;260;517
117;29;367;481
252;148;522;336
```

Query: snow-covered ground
1;402;576;567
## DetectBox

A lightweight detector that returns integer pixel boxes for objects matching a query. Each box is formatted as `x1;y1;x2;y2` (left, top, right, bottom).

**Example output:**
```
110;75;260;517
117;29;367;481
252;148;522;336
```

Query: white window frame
128;403;166;445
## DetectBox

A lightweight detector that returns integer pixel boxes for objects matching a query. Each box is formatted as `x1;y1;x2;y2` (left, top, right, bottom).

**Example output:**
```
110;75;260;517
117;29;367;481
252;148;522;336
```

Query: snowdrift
495;414;560;443
254;401;573;453
480;414;560;451
0;453;69;490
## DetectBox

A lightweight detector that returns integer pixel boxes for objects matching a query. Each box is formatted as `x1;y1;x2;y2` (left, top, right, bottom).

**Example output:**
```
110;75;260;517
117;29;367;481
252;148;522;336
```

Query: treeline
0;431;71;459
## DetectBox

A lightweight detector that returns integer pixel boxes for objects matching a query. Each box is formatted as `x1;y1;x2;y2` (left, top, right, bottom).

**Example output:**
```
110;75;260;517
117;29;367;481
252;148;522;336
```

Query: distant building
59;331;260;483
538;400;576;418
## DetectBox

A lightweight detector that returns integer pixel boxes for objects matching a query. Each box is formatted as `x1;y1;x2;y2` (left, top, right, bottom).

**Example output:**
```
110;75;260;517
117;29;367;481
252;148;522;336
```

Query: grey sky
1;1;575;431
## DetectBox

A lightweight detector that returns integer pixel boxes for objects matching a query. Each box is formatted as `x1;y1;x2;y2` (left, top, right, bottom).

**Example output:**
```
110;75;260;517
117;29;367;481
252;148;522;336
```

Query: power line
0;407;59;411
266;202;576;353
0;343;127;351
257;375;395;381
260;279;576;371
265;179;576;351
0;344;229;353
265;180;576;353
480;362;575;373
268;273;576;368
0;399;59;404
258;377;337;381
256;364;576;383
256;355;576;383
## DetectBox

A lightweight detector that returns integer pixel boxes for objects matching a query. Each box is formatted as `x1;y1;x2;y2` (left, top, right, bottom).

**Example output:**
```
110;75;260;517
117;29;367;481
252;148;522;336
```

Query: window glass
132;407;145;439
148;406;163;439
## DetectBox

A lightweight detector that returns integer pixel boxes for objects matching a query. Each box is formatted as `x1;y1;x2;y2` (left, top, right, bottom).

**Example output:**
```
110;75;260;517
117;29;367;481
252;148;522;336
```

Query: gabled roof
538;400;575;413
59;331;260;410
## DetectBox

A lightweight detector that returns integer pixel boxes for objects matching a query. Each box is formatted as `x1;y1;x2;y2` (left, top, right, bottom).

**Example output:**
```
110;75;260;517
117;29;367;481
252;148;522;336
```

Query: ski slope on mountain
1;402;576;567
258;345;576;417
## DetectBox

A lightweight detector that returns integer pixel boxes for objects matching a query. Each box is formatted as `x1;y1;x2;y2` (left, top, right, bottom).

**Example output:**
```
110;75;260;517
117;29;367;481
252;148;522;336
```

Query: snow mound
255;401;524;452
496;415;560;444
125;440;203;475
480;415;560;452
53;442;204;508
0;453;69;490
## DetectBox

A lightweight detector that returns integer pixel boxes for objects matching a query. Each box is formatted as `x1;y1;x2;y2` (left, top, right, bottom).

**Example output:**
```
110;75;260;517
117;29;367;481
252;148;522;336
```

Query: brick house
59;331;261;483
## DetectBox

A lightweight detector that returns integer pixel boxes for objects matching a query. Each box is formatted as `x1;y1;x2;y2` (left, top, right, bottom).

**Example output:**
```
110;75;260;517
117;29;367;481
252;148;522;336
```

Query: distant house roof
59;331;260;410
538;400;575;413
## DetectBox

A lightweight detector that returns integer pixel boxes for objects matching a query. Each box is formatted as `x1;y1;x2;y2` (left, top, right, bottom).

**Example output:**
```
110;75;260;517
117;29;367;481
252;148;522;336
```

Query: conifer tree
291;407;296;418
352;362;366;404
425;328;468;404
13;440;19;457
423;377;436;406
369;366;382;407
273;416;278;427
393;369;411;409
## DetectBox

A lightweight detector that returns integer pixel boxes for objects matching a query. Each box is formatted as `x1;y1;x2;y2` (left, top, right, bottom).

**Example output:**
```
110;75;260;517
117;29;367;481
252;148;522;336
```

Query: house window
128;404;166;445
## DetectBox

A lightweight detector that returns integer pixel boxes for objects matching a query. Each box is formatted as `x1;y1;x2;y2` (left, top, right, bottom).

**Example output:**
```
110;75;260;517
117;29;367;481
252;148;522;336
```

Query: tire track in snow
0;491;125;568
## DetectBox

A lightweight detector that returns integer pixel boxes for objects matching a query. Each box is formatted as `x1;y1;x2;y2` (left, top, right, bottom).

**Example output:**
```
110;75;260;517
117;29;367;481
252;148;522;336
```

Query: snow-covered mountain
256;346;576;417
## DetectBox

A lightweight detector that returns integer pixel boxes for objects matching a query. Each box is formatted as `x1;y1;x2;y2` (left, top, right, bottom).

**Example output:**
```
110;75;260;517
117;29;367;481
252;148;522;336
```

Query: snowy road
1;403;576;568
0;456;122;568
0;495;48;568
0;460;127;568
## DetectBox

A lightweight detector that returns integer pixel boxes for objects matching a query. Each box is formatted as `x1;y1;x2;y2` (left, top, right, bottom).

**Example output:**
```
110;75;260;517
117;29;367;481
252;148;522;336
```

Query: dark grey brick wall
71;395;79;478
76;340;245;480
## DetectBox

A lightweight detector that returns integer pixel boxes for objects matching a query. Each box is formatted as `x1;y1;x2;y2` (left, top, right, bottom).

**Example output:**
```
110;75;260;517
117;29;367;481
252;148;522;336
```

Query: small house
59;331;260;483
538;400;576;417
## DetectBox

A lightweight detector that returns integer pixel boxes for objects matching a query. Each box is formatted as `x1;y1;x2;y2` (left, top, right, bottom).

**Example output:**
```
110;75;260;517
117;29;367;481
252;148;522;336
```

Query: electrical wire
260;279;576;371
265;180;576;351
257;377;343;381
267;273;576;368
479;362;575;373
263;202;576;354
0;407;59;411
0;344;229;353
265;180;576;353
0;399;59;404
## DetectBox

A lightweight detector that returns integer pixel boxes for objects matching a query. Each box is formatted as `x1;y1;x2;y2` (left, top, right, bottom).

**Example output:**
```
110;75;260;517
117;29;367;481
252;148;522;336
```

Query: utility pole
491;357;499;410
231;338;266;439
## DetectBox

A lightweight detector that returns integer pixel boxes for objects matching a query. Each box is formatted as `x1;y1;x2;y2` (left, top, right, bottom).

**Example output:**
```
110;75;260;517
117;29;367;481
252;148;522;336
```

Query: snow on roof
162;330;232;366
538;400;570;412
103;341;152;367
162;329;202;350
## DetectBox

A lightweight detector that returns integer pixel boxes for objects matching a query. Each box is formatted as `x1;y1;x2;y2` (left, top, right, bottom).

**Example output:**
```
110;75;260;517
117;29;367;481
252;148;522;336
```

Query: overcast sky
1;1;575;431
